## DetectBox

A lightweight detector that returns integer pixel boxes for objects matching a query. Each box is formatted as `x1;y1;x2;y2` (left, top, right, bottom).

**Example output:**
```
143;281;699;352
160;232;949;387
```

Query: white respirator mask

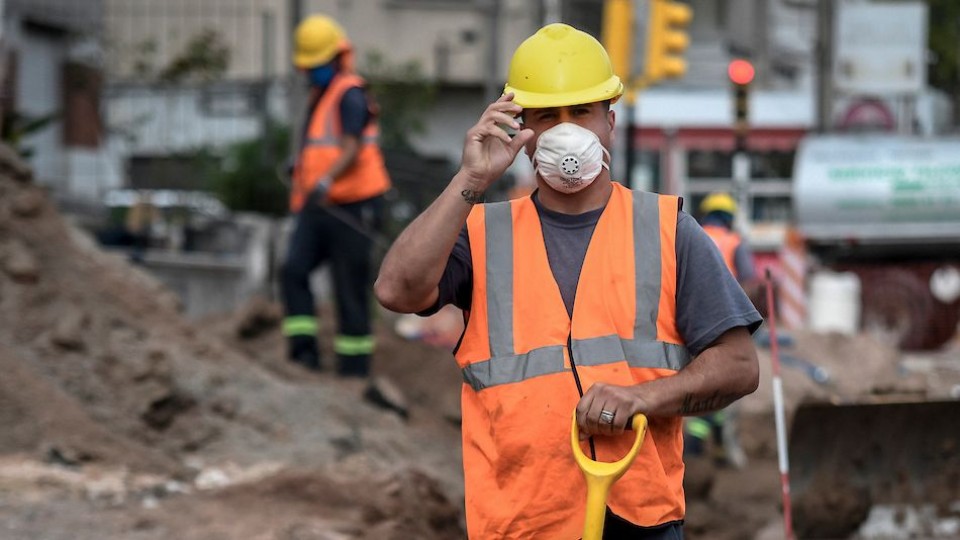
532;122;610;194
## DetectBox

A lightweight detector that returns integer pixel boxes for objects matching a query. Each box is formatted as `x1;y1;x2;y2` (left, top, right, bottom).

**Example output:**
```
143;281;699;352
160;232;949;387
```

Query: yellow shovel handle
571;411;648;540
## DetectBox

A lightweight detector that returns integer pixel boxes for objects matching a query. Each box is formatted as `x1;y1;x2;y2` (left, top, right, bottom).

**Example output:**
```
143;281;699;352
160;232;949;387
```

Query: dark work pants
603;512;684;539
280;194;384;375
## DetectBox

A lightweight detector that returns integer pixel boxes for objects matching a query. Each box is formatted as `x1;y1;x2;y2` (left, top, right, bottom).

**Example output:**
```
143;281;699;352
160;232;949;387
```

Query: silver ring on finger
599;409;615;425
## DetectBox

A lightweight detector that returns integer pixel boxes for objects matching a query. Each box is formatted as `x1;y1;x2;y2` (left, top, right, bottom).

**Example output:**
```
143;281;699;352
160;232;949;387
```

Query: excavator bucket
788;399;960;539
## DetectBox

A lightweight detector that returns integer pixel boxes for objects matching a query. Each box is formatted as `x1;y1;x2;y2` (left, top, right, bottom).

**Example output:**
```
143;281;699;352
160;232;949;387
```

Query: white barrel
807;271;861;334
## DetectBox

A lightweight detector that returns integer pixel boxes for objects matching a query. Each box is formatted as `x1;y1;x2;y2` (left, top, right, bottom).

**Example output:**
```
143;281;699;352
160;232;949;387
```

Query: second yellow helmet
700;192;738;215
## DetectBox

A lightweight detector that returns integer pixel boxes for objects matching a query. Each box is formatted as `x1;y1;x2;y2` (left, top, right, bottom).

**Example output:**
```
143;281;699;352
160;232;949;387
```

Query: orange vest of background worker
698;192;754;283
290;72;390;211
702;224;742;278
280;14;390;377
455;184;688;537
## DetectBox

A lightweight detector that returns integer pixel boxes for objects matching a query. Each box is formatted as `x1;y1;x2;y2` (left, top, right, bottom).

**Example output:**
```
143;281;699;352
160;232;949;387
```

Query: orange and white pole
765;268;794;540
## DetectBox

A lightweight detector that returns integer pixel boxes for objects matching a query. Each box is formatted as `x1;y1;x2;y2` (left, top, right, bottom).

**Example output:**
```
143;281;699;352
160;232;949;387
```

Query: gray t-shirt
424;191;761;356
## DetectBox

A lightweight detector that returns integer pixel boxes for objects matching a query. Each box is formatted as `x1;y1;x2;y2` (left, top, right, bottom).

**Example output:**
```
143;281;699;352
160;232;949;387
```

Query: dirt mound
739;329;942;459
205;294;465;427
0;344;179;474
0;155;190;469
0;145;466;537
110;469;462;540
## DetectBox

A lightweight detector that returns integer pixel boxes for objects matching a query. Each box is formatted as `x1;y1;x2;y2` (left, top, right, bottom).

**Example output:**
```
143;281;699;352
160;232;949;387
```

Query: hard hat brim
504;76;623;109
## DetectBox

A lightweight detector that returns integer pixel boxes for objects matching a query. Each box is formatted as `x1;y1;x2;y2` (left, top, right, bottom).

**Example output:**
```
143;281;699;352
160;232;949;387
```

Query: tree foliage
1;110;58;157
927;0;960;121
208;122;290;216
128;29;230;83
358;51;437;151
159;29;231;83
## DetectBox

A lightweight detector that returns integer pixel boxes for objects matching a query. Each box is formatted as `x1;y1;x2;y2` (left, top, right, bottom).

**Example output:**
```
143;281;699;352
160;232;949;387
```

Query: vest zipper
568;333;598;460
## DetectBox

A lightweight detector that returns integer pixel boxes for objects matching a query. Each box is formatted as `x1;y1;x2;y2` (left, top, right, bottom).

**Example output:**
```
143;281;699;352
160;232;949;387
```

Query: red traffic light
728;59;755;86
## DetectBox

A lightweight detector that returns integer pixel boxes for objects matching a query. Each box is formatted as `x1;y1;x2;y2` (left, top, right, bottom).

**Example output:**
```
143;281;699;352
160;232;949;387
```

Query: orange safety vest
456;183;691;539
702;224;742;280
290;73;390;212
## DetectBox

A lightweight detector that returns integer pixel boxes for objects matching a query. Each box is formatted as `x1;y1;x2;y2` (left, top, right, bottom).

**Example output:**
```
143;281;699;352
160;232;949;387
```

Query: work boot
336;354;370;377
288;335;321;371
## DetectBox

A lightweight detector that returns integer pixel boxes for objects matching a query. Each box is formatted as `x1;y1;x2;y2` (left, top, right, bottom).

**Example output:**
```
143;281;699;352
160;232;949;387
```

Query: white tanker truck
793;135;960;350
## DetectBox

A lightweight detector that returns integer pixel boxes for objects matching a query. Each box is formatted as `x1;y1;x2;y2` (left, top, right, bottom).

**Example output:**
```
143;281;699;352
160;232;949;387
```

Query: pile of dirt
739;329;941;459
0;145;466;539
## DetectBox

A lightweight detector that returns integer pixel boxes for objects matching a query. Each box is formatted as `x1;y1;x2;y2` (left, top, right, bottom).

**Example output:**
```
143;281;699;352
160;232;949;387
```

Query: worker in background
684;192;760;468
281;15;391;376
375;23;761;538
698;192;757;286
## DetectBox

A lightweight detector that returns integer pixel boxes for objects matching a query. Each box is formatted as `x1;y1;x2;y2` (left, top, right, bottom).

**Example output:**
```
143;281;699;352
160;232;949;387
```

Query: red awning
635;127;808;152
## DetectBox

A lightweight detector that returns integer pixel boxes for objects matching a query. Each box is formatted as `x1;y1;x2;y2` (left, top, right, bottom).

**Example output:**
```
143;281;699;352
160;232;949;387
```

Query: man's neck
535;176;613;215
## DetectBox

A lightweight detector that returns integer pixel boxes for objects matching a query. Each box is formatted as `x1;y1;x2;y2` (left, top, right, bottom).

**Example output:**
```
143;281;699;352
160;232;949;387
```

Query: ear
607;109;616;132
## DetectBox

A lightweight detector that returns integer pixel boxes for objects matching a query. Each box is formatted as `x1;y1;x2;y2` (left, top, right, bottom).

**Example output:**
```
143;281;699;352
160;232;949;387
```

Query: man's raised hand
459;93;535;194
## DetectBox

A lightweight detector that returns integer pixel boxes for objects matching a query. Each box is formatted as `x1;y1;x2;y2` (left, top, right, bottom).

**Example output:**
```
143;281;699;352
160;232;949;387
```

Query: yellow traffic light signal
644;0;693;84
602;0;634;84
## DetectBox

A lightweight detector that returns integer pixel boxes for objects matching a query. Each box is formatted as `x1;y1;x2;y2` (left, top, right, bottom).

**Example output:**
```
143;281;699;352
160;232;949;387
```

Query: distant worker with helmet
375;23;760;538
698;192;757;285
281;15;390;376
683;192;761;469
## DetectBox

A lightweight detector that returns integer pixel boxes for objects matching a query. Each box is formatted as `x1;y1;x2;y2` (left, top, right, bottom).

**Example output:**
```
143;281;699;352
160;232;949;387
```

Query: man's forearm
632;327;759;417
375;171;483;313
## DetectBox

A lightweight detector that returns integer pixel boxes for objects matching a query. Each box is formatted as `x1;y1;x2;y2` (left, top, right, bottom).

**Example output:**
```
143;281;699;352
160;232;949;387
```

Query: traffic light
728;59;754;151
644;0;693;84
602;0;634;84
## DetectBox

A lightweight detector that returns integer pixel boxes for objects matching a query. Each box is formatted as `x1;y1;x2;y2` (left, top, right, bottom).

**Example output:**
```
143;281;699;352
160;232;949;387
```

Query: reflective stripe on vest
460;190;691;391
306;131;380;147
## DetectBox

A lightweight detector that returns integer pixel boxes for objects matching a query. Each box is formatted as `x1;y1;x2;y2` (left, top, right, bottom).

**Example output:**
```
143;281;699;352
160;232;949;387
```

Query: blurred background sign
794;135;960;241
833;1;928;95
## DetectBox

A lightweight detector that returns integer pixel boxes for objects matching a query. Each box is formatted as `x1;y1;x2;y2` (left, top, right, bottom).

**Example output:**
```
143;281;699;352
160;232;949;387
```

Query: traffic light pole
729;60;754;232
624;89;638;190
602;0;692;190
732;150;751;236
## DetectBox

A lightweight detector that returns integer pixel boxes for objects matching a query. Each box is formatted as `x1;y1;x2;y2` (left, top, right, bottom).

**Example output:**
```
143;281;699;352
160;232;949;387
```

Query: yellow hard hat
293;15;348;69
700;192;738;215
503;23;623;109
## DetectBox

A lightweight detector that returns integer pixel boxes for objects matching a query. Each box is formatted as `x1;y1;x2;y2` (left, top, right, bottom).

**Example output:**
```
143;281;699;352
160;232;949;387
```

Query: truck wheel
859;269;932;350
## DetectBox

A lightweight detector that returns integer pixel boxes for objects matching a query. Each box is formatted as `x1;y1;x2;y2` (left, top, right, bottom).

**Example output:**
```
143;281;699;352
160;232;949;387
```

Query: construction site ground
1;148;958;539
